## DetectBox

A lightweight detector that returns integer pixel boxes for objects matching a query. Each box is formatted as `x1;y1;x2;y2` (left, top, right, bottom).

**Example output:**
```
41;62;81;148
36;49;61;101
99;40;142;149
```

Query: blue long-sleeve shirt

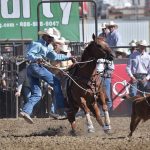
106;30;122;47
26;38;71;62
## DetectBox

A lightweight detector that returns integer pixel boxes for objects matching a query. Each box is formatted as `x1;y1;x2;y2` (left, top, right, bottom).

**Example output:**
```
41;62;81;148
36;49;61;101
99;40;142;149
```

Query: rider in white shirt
126;40;150;96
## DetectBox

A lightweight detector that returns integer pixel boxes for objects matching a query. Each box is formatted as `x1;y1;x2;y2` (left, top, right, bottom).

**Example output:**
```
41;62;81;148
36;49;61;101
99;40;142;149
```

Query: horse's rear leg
81;98;95;133
128;102;141;137
128;114;141;137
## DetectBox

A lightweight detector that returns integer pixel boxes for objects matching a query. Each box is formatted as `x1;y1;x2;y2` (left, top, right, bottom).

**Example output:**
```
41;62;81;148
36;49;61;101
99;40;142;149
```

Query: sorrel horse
65;34;114;134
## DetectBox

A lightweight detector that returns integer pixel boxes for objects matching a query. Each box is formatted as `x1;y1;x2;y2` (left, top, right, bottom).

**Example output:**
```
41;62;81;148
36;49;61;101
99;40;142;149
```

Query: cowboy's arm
46;46;75;62
115;32;122;46
15;69;27;97
126;55;137;83
146;56;150;80
126;56;134;78
16;69;26;93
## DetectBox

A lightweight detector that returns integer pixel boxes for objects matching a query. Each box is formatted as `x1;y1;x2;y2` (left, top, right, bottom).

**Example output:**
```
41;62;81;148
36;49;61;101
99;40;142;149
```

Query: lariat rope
44;60;98;94
74;59;95;64
113;73;150;95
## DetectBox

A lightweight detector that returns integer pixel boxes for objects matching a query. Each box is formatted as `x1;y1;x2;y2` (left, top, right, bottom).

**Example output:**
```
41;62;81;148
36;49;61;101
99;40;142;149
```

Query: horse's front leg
99;91;111;131
67;110;78;135
81;98;95;133
93;102;105;128
101;104;111;131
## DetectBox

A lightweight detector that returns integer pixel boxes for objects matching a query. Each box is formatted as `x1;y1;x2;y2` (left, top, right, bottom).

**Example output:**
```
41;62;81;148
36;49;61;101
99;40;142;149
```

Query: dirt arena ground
0;116;150;150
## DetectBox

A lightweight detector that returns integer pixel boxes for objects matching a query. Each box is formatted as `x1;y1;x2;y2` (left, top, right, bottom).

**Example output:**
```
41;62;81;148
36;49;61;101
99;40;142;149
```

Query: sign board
111;64;132;116
0;0;80;41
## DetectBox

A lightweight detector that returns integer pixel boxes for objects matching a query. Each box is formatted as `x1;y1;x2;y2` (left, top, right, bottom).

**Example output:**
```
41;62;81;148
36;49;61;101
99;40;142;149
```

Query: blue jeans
50;91;56;114
130;80;149;96
22;86;31;104
102;77;112;110
129;82;137;97
23;63;65;115
130;74;149;96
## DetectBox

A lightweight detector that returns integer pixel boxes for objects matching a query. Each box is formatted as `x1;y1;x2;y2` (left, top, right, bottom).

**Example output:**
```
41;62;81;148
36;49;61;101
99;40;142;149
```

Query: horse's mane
81;41;93;61
96;37;112;52
81;38;112;61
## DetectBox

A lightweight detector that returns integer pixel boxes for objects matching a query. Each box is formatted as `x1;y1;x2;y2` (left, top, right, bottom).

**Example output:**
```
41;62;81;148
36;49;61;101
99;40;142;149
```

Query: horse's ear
92;33;95;41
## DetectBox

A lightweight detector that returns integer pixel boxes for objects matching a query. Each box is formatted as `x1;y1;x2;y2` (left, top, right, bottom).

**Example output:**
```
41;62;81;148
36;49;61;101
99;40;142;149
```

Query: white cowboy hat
99;23;107;29
137;40;148;47
106;21;118;28
116;48;130;55
129;40;137;47
61;44;70;53
55;37;70;45
52;27;61;39
59;37;70;52
38;28;60;39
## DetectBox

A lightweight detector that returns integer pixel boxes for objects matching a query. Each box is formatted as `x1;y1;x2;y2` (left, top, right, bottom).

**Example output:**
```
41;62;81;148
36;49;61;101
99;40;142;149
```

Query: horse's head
82;34;114;61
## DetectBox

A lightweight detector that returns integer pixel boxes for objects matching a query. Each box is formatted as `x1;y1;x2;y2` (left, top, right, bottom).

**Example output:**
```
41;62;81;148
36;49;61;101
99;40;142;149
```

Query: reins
75;58;96;69
44;60;101;94
145;97;150;106
75;59;95;64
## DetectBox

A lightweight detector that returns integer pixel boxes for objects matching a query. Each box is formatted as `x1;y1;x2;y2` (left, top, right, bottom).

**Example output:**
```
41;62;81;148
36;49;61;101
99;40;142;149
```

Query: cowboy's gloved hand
141;77;147;84
15;91;21;97
70;56;77;63
131;76;137;83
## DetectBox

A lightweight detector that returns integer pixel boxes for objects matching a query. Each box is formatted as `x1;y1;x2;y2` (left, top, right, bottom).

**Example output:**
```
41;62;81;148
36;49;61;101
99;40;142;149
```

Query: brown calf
124;94;150;137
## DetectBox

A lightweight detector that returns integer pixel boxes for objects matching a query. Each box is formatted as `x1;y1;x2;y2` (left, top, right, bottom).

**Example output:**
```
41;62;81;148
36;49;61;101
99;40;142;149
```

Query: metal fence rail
0;58;16;118
0;40;30;118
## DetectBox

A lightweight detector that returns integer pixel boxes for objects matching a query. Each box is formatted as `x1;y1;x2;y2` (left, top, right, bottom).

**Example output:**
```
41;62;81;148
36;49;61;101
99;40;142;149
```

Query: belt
101;76;111;78
101;74;111;78
30;59;44;64
133;73;147;76
133;74;147;79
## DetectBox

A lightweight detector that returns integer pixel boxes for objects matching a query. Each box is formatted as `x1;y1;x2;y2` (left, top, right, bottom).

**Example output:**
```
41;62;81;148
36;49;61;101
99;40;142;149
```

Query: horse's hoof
88;128;95;133
70;130;77;136
104;129;112;135
103;125;112;134
125;135;131;142
103;125;111;130
88;125;95;133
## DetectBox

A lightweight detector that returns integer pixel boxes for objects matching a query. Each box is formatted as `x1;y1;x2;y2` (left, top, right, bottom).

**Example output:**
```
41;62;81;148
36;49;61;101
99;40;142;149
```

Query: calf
124;94;150;137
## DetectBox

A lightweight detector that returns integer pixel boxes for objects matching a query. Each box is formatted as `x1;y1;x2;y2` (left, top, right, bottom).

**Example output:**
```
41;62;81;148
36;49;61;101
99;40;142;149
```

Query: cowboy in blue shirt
20;28;75;123
106;21;122;48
